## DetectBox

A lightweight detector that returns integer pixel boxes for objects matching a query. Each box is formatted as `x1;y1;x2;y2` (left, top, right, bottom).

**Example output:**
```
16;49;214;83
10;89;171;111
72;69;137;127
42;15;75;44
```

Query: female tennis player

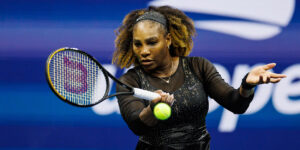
113;6;286;149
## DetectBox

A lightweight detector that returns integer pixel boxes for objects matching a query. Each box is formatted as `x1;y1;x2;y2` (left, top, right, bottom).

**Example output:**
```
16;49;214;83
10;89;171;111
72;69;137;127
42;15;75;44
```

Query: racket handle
133;88;161;101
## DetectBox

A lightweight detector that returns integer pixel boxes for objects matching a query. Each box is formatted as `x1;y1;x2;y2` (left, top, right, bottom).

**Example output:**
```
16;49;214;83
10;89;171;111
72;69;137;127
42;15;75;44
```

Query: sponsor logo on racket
63;57;88;94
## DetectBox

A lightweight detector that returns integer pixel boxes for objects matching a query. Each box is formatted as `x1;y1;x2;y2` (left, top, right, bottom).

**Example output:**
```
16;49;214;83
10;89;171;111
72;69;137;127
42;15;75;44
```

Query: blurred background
0;0;299;150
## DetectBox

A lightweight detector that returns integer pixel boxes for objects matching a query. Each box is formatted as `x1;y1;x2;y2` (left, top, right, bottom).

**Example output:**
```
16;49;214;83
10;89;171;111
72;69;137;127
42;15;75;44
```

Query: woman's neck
151;56;179;78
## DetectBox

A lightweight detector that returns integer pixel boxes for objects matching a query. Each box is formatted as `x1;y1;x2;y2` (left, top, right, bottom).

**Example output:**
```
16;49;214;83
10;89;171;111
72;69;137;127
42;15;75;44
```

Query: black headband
135;11;167;28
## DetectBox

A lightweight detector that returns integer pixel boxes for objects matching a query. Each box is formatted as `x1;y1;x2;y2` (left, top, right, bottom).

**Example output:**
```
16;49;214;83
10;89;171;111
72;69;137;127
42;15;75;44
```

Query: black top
116;57;254;148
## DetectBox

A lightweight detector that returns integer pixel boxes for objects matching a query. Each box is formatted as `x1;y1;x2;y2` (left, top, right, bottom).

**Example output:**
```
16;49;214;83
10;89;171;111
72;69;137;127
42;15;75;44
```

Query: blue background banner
0;0;299;150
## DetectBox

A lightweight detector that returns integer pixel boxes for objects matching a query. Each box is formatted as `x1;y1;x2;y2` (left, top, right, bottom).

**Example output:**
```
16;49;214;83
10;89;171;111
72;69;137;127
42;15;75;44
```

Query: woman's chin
141;64;156;72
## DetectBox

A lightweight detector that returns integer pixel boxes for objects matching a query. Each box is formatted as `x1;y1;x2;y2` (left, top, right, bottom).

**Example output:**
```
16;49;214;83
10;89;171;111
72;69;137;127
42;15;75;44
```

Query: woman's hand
247;63;287;85
151;90;175;107
239;63;286;98
139;90;175;126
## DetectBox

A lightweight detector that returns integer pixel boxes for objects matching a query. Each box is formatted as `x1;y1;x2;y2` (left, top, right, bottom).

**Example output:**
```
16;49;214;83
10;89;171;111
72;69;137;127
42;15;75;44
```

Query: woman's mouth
141;59;154;66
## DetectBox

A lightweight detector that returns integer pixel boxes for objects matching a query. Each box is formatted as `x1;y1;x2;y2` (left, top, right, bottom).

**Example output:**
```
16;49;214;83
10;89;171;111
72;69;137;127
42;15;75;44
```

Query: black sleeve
116;69;153;136
188;57;254;114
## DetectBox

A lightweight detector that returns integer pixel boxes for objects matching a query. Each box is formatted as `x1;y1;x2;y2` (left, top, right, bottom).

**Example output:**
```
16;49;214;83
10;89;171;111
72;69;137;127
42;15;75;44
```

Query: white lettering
245;64;273;114
208;64;230;113
219;64;273;132
273;64;300;114
219;64;249;132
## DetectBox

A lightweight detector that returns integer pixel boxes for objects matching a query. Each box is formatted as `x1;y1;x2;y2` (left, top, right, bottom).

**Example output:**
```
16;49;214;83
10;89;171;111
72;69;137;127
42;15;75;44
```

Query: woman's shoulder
183;56;217;82
184;56;214;68
120;67;137;80
119;66;141;87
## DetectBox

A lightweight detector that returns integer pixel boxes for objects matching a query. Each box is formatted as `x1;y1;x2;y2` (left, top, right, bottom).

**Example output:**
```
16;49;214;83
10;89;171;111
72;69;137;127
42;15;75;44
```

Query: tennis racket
45;47;160;107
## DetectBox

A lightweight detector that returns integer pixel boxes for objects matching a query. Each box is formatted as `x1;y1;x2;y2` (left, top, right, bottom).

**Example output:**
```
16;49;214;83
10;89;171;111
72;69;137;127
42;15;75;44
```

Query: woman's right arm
116;69;157;135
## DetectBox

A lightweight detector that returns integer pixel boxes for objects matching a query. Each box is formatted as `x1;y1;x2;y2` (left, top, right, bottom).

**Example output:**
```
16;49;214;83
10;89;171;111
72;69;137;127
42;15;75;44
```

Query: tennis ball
153;103;171;120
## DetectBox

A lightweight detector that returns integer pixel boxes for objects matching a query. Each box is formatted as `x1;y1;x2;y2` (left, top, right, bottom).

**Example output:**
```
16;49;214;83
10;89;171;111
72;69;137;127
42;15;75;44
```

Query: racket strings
49;50;101;105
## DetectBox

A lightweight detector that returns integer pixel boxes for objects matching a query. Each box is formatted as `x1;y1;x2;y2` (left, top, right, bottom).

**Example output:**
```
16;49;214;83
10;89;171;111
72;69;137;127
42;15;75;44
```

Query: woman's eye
134;42;142;47
148;41;157;45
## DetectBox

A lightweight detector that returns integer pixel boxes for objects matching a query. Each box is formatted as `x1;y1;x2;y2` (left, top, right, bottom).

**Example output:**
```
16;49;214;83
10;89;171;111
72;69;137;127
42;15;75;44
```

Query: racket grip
133;88;161;101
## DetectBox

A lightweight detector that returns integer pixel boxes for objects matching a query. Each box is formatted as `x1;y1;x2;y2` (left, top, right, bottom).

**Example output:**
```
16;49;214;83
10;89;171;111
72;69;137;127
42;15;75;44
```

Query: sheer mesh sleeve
188;57;254;114
116;69;153;135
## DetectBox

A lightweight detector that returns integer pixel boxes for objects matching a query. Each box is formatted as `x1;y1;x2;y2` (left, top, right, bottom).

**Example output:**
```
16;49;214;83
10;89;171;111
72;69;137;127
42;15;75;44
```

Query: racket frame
45;47;134;107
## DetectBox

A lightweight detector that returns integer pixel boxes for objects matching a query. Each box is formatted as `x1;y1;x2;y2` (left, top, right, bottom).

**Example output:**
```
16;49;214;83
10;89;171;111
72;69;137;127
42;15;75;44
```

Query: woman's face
132;20;171;72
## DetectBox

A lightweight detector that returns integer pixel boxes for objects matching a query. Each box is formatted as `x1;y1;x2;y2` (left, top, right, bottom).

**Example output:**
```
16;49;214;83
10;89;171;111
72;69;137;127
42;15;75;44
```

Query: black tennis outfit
116;57;254;150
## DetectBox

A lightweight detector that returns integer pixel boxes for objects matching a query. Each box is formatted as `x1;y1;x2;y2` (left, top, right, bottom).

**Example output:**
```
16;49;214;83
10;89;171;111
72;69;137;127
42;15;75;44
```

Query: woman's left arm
194;58;286;114
239;63;287;97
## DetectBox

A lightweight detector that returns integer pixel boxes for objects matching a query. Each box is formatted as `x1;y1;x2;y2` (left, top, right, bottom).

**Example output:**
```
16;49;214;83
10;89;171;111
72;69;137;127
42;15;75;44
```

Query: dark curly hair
112;6;196;68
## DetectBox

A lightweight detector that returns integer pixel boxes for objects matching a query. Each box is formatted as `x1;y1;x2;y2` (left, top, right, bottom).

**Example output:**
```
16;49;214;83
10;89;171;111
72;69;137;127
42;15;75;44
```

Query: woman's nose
140;48;150;57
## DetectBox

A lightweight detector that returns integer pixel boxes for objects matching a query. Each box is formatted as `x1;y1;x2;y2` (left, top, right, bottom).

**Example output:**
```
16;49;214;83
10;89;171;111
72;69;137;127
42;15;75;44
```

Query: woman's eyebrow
145;37;158;42
133;39;141;43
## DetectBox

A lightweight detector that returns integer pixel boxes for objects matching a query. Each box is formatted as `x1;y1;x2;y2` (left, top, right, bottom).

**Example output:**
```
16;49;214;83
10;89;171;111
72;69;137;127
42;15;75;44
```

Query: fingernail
170;100;174;106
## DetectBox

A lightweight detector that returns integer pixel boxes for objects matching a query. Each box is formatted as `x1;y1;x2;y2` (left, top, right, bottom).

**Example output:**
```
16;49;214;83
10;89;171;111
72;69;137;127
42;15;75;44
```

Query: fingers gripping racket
46;47;160;107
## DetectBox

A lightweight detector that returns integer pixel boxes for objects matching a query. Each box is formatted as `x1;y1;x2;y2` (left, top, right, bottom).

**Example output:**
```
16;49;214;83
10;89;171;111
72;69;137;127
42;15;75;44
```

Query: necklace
158;60;174;84
160;76;171;83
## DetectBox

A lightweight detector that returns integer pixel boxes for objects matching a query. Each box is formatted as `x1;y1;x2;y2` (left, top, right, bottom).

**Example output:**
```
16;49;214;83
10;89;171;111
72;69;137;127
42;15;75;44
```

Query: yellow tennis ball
153;103;171;120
